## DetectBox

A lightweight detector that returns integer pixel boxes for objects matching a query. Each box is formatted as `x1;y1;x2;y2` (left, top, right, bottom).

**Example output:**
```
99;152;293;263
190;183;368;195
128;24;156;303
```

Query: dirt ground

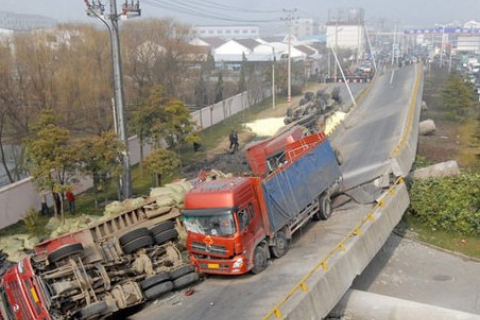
184;83;328;178
418;75;480;170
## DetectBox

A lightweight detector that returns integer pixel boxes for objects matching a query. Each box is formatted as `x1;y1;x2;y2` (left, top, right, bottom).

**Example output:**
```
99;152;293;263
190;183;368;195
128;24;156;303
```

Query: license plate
207;263;219;269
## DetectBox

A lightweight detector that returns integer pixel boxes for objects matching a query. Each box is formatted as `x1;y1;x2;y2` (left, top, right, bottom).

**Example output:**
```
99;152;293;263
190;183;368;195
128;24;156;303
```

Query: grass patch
404;214;480;259
178;95;287;166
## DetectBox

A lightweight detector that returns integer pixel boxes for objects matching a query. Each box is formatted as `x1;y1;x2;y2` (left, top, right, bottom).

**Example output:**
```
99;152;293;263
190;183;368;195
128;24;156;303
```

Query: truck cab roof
185;177;256;210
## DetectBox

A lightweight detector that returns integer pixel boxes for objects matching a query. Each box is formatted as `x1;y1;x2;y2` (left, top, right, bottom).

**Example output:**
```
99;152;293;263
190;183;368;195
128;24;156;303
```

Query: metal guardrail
262;176;406;320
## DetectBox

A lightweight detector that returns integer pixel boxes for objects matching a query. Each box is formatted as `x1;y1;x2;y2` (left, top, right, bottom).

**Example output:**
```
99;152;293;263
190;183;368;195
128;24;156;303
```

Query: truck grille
8;280;33;320
198;263;230;272
191;242;227;255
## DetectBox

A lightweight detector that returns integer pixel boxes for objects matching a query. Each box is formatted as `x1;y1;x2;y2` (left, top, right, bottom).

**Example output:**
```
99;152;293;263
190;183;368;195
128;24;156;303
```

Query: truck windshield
183;211;237;237
0;284;16;320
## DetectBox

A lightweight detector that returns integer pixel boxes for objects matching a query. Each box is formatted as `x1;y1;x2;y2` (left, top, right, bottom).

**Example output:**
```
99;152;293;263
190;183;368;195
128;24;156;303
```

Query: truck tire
122;235;154;254
150;220;175;236
140;272;171;291
153;229;178;245
143;281;173;300
49;243;84;263
271;231;289;258
119;228;151;246
169;264;195;280
173;272;200;290
72;301;107;319
251;245;268;274
318;195;332;220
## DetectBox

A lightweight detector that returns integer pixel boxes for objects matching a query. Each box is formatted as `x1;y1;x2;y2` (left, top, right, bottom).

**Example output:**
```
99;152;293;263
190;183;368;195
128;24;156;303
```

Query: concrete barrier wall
0;90;258;230
190;92;249;129
282;182;410;320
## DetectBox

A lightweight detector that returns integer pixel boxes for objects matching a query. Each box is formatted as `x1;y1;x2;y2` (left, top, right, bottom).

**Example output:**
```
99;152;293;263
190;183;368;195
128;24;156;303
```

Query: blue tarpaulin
262;140;341;233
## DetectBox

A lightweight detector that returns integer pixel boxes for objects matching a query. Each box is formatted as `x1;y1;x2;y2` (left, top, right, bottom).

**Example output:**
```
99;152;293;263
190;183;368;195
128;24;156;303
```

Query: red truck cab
183;132;342;276
183;177;268;275
0;258;50;320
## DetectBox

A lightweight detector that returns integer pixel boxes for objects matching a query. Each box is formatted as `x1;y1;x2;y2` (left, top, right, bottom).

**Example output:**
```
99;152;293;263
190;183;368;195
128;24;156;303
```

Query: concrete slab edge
278;183;410;320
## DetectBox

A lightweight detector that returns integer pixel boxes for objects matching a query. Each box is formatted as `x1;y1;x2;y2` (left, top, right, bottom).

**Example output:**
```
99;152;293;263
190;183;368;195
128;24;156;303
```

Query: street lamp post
85;0;140;199
282;8;297;106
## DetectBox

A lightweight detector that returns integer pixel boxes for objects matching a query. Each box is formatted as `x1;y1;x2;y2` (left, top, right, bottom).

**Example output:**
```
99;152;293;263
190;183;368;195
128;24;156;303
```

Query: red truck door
238;201;264;264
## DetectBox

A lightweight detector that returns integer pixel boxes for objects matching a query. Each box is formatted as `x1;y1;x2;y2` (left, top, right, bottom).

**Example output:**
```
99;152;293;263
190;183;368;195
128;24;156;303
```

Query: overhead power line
142;0;279;24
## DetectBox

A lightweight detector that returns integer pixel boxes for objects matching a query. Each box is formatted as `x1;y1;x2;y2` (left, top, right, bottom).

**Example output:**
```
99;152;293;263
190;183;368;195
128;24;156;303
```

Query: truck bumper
190;254;250;275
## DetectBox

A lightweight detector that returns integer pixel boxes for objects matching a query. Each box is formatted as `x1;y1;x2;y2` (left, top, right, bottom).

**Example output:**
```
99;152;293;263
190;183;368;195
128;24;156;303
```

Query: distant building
0;11;56;32
463;20;480;29
325;8;366;58
292;18;315;40
192;25;259;40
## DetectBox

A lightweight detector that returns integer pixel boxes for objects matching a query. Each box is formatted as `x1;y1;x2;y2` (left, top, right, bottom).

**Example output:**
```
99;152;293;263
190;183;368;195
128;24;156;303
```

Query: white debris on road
245;117;286;137
245;111;348;138
325;111;346;135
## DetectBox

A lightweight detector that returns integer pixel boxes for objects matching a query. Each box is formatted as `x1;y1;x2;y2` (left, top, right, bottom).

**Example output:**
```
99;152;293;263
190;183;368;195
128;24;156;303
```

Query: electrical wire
179;0;281;14
142;0;279;24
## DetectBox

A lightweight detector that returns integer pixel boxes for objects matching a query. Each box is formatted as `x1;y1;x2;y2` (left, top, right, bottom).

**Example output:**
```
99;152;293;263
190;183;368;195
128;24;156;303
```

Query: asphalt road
128;64;421;320
332;64;418;190
353;233;480;315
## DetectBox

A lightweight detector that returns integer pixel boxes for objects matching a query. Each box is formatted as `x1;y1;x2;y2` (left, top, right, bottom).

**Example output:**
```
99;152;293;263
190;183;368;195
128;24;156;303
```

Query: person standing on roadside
40;190;50;215
66;189;76;214
229;130;235;150
232;131;239;153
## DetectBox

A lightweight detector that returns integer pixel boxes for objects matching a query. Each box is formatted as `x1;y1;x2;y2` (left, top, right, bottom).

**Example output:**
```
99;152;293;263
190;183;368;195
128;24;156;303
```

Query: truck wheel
119;228;151;246
122;235;154;254
72;301;107;319
143;281;173;300
49;243;84;263
251;245;268;274
140;272;171;291
153;229;178;245
169;264;195;280
150;220;175;236
173;272;200;290
271;231;289;258
318;195;332;220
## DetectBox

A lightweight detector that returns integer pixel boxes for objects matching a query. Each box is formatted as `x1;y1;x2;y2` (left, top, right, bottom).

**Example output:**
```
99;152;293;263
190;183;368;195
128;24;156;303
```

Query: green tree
215;71;224;103
238;52;247;93
194;67;208;107
25;110;78;221
143;148;180;187
442;72;476;119
79;131;125;207
138;85;199;151
130;86;170;161
150;98;199;150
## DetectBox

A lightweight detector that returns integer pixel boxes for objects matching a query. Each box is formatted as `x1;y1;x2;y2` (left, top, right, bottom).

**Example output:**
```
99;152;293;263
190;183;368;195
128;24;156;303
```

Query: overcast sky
2;0;479;28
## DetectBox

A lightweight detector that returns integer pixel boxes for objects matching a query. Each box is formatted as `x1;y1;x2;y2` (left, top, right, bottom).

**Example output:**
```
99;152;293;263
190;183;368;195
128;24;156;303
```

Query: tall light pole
282;8;297;106
435;23;453;69
272;47;276;109
85;0;140;199
391;23;397;66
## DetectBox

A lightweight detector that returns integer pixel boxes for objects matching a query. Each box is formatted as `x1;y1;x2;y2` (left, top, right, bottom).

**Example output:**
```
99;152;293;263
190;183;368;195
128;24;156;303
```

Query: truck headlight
233;257;244;268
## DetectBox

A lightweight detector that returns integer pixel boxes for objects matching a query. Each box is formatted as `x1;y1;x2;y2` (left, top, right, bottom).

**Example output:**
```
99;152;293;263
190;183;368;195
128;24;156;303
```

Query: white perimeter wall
0;90;260;230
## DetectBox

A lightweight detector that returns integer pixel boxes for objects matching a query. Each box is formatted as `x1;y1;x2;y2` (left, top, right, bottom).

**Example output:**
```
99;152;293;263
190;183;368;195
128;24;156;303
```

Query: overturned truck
0;197;199;320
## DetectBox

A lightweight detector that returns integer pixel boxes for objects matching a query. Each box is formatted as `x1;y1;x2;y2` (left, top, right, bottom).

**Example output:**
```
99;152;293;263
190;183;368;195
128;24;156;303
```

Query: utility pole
85;0;141;199
391;23;396;66
282;8;297;106
272;47;276;109
363;23;377;73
